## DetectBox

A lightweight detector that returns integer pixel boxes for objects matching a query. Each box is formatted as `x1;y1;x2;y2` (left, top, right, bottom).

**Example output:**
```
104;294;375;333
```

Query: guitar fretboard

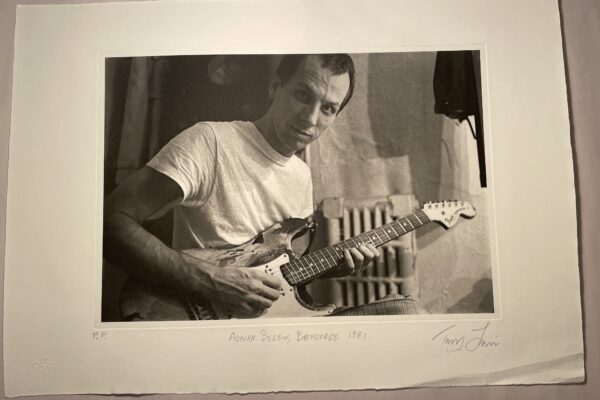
281;209;430;286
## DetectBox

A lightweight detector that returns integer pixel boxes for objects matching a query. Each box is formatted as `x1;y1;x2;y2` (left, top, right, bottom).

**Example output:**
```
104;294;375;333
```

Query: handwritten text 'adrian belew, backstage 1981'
228;329;367;344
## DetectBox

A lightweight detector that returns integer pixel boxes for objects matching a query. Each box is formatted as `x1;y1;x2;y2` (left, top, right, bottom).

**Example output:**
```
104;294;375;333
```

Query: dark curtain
104;55;276;195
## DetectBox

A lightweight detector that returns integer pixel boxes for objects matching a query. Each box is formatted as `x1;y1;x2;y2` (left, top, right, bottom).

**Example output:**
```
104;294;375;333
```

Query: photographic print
3;0;583;395
101;51;495;322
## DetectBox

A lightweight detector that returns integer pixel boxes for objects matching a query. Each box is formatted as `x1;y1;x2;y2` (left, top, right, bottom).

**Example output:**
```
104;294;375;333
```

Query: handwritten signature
431;321;500;352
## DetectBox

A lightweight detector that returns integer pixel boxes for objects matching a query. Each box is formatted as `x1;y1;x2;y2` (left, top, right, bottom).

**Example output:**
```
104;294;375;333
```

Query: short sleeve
147;123;217;204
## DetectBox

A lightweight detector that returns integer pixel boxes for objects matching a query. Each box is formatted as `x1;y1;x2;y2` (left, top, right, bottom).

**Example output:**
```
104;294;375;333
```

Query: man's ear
268;77;282;100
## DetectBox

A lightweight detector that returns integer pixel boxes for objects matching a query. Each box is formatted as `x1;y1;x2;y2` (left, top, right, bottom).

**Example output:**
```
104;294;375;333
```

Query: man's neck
252;117;294;158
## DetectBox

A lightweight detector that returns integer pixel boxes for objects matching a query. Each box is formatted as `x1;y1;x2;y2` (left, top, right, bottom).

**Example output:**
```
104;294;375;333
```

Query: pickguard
210;254;335;319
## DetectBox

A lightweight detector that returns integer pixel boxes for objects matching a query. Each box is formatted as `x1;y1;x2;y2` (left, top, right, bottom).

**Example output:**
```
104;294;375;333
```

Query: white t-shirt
147;121;314;249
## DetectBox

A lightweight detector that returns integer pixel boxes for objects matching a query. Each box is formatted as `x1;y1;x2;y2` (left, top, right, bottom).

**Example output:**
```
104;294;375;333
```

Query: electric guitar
119;200;476;321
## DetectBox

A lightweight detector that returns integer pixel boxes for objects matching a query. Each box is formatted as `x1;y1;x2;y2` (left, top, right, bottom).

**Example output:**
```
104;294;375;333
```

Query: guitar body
119;218;336;321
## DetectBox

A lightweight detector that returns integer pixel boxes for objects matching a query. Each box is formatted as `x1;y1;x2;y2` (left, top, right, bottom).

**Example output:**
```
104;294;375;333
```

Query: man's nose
300;103;319;127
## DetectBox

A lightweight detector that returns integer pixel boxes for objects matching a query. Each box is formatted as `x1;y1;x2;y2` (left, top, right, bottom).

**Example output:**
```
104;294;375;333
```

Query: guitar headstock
422;200;476;228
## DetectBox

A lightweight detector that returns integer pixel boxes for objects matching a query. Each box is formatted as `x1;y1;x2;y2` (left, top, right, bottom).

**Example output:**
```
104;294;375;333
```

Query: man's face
266;55;350;157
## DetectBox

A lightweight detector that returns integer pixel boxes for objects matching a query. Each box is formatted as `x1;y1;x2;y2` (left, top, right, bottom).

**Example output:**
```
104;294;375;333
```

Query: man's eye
322;105;337;115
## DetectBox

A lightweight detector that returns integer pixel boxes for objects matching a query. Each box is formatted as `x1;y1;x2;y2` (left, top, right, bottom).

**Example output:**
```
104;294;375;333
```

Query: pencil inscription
431;322;500;352
227;329;368;344
32;358;52;375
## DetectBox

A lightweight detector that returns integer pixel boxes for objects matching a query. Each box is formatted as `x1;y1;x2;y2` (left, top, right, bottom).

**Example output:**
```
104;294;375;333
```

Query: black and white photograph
101;51;494;322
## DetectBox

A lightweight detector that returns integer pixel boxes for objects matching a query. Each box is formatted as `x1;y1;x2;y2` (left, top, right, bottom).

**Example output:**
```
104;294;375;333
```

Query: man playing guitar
104;54;381;320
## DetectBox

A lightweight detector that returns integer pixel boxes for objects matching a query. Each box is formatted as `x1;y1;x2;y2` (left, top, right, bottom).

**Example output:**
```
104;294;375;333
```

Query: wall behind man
309;52;493;314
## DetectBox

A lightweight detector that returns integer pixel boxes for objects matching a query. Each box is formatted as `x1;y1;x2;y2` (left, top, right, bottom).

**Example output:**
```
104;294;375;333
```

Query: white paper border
4;0;582;396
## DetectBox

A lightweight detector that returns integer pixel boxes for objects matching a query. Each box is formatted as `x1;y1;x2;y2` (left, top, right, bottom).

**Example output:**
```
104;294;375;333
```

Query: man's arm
103;166;281;318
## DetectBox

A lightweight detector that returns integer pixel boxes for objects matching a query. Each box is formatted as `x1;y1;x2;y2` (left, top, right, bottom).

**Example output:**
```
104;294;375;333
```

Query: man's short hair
276;54;355;114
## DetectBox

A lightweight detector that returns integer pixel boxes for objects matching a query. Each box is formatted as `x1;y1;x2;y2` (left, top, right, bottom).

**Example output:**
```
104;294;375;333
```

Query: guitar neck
282;209;431;286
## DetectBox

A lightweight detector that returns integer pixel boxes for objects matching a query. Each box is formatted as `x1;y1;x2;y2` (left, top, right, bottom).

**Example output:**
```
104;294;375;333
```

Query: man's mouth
292;127;313;138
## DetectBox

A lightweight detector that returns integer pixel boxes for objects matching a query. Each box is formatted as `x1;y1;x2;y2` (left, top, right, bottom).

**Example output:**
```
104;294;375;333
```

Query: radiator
309;195;419;307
